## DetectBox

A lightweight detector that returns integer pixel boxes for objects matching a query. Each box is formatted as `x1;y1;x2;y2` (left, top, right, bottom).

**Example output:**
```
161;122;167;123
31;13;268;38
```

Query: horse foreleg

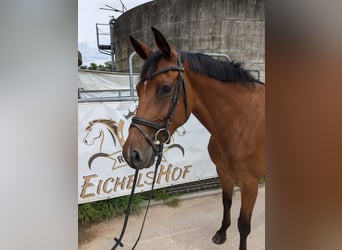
212;175;234;244
208;136;234;245
237;180;258;250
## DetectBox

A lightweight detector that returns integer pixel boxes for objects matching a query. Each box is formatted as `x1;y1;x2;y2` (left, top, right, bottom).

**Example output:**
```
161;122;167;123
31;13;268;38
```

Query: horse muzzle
122;135;156;170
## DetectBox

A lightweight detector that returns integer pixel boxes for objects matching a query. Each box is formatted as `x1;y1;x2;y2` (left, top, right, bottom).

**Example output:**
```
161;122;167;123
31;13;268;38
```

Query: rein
111;53;187;249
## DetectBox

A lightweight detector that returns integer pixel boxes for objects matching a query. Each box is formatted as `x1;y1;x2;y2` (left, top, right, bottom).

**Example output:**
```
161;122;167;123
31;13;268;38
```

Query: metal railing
78;51;261;103
78;89;137;103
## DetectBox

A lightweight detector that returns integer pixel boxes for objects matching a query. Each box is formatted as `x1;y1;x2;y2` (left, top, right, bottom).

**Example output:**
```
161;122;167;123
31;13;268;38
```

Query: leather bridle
130;53;188;153
111;54;188;250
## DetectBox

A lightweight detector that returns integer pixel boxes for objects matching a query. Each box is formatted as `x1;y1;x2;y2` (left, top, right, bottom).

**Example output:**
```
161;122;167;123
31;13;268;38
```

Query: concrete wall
114;0;265;82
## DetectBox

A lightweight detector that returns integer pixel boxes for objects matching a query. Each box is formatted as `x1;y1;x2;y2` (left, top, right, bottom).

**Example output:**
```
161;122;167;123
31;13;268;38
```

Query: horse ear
129;36;153;60
151;27;172;59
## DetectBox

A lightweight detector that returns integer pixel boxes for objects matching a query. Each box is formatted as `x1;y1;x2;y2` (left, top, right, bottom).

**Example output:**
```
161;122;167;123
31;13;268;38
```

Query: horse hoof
212;231;227;244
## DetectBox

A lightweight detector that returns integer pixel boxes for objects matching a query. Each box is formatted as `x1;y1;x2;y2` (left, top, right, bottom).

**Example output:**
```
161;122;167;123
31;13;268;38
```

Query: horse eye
162;85;172;94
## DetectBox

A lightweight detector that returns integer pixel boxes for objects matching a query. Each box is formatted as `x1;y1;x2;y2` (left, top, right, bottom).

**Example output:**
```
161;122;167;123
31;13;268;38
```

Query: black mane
140;51;263;85
181;52;262;85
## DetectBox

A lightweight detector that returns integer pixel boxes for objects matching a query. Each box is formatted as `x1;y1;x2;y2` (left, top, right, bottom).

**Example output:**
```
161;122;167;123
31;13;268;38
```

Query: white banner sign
78;101;217;204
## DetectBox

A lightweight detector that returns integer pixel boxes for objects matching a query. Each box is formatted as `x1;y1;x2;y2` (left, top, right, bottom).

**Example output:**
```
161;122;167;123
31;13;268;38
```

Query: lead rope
111;169;139;249
131;144;163;249
111;144;163;250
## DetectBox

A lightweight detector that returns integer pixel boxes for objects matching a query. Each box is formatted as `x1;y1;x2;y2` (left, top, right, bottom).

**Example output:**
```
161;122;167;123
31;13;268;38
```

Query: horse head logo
83;118;126;170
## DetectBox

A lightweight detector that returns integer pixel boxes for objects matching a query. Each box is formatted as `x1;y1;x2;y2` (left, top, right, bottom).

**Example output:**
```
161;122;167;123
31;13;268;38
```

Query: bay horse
122;27;264;250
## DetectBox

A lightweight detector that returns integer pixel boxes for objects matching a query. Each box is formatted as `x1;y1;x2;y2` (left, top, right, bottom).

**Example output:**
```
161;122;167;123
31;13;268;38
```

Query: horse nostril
131;150;142;169
132;150;140;162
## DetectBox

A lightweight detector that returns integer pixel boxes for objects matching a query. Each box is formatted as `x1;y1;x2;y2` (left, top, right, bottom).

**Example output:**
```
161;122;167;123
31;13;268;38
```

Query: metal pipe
204;53;231;62
109;18;116;72
129;52;137;98
78;96;138;103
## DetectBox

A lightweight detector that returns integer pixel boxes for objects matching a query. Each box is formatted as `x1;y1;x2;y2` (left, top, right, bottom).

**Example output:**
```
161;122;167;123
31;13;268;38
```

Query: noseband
131;54;188;152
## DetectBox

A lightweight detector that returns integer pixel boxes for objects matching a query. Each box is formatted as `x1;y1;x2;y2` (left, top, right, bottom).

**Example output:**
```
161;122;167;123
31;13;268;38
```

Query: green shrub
78;194;143;224
164;197;180;207
154;189;180;207
259;175;265;184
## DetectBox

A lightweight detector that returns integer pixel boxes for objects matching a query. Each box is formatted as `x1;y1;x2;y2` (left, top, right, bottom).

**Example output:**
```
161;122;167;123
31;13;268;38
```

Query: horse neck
185;65;260;138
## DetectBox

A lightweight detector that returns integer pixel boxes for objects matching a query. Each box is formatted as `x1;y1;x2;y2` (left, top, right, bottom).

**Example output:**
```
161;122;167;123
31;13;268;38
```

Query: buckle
154;128;170;145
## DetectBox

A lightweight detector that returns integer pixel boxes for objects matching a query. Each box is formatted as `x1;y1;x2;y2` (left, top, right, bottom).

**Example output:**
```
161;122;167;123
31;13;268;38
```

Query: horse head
123;27;194;170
